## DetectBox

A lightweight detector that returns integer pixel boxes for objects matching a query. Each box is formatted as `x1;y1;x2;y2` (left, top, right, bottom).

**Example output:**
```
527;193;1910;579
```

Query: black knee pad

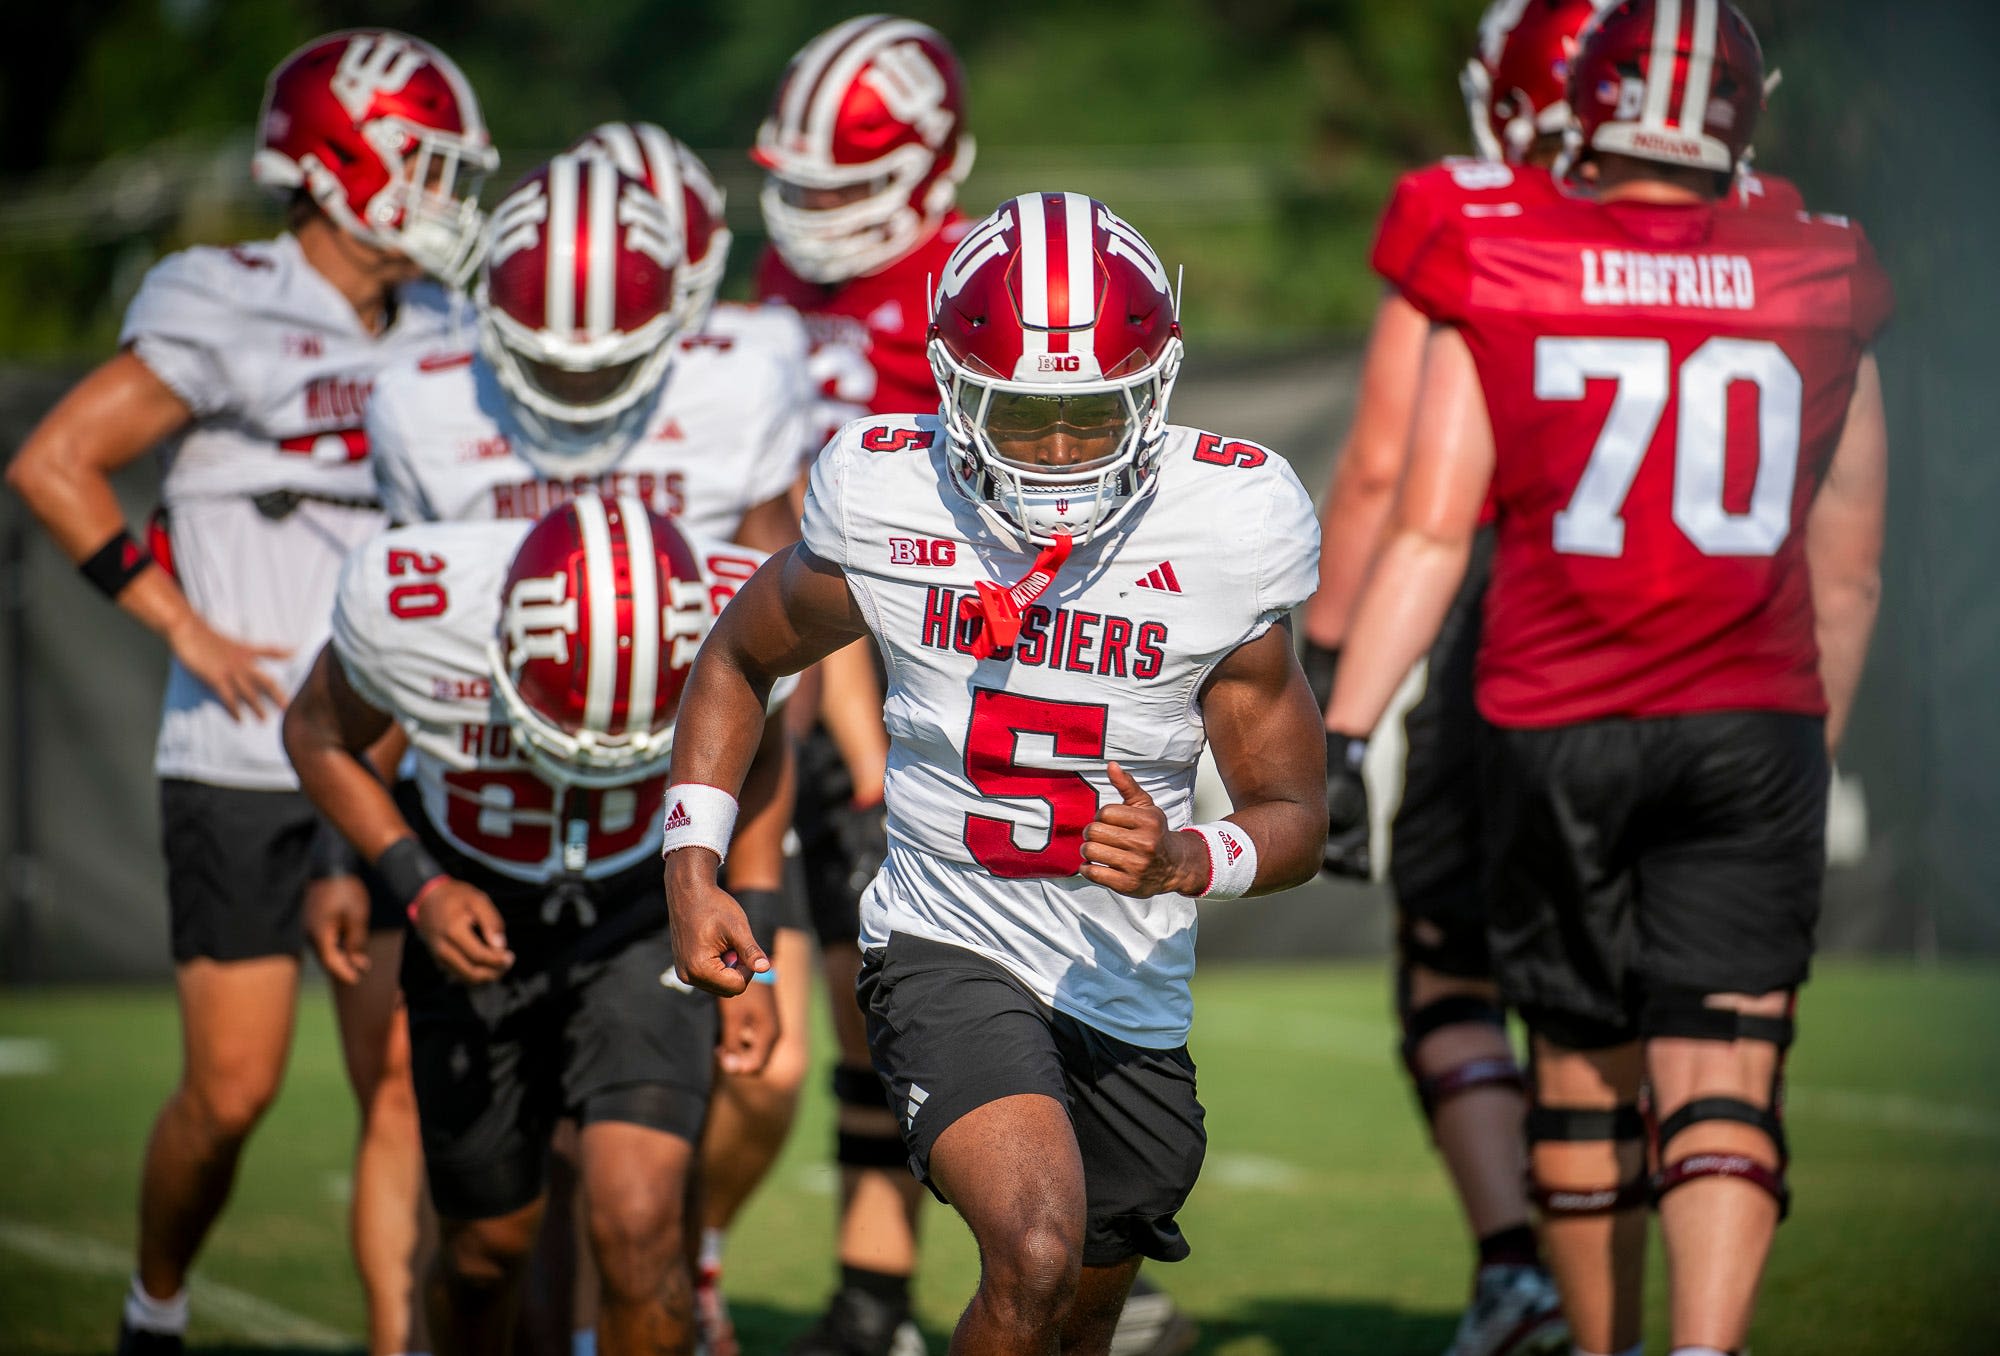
1640;984;1796;1049
832;1063;907;1169
1642;985;1795;1219
1397;985;1524;1119
1518;1002;1637;1051
1526;1102;1650;1216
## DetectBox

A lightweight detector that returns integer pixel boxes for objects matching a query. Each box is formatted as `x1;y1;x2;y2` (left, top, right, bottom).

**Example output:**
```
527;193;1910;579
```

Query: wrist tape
659;783;739;863
1181;822;1260;900
375;837;446;913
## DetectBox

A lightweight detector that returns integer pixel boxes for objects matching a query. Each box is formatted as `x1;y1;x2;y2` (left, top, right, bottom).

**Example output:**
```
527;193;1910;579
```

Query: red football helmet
251;29;497;286
489;495;711;787
1565;0;1766;177
929;192;1183;546
574;122;732;336
753;14;975;284
477;150;682;474
1462;0;1612;164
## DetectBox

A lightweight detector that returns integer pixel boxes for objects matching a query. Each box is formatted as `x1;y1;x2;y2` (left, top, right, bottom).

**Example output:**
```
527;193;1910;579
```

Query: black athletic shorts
792;725;874;948
1388;528;1493;979
397;814;716;1222
858;933;1206;1267
160;779;316;963
1480;710;1828;1048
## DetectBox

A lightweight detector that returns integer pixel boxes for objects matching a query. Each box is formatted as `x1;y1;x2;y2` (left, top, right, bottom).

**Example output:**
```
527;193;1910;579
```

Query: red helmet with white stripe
574;122;732;335
252;30;497;286
488;495;711;788
1461;0;1612;164
1566;0;1765;178
477;151;683;474
929;192;1183;546
753;14;975;284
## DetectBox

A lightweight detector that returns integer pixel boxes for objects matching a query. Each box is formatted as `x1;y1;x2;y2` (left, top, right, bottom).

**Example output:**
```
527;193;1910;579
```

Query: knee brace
1645;987;1795;1219
832;1064;907;1169
1398;982;1526;1121
1526;1102;1650;1216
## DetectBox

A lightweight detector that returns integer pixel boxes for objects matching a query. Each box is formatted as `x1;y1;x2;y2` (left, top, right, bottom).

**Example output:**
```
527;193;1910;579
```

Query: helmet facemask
759;138;961;285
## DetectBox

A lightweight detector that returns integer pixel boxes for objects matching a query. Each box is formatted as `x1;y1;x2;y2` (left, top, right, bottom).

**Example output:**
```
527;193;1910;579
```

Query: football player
5;30;494;1356
283;496;792;1356
747;17;975;1356
1324;4;1890;1354
660;193;1327;1356
364;136;815;1356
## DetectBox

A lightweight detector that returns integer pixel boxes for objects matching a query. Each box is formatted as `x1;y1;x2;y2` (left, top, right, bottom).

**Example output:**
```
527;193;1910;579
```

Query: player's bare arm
664;542;868;997
731;488;803;555
284;643;514;984
1806;351;1888;755
1080;625;1325;897
710;707;793;1077
1326;324;1495;740
1302;291;1431;677
5;351;290;719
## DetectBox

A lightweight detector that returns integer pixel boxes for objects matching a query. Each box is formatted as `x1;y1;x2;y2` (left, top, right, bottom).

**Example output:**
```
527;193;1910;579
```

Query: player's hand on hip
663;857;771;997
412;879;514;984
1081;761;1208;898
1322;732;1372;879
166;613;290;721
715;977;779;1077
304;876;372;985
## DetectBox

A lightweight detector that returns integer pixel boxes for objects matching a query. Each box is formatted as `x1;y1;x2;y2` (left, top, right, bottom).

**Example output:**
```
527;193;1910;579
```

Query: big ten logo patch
1035;354;1081;373
890;537;956;567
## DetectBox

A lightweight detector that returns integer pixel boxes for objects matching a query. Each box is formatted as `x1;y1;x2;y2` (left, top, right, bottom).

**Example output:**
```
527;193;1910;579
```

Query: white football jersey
367;300;811;536
330;519;785;883
803;416;1320;1047
123;232;469;789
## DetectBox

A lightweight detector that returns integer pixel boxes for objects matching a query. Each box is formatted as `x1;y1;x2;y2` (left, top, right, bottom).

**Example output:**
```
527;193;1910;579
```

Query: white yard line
0;1218;352;1349
1786;1086;2000;1141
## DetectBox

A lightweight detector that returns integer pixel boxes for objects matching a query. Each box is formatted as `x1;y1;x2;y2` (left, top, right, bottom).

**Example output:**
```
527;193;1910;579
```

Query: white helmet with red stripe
753;14;975;284
573;121;732;335
1565;0;1766;178
929;192;1183;547
488;494;711;788
476;150;684;474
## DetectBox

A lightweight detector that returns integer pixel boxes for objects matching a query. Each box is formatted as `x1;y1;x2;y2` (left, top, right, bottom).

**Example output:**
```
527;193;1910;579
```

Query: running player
6;31;494;1356
662;192;1326;1356
1325;3;1890;1352
283;496;791;1355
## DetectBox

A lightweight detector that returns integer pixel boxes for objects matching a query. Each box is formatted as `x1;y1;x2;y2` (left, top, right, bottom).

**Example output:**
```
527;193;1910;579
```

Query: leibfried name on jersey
917;588;1168;679
1581;250;1756;309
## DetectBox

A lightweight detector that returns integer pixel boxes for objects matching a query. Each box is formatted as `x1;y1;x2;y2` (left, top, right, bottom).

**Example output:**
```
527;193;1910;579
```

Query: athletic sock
699;1226;726;1279
839;1263;911;1310
1476;1224;1542;1271
571;1328;596;1356
123;1276;189;1335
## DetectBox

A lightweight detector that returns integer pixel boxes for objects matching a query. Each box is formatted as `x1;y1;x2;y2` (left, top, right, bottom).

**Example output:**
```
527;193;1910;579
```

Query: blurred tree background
2;0;1998;949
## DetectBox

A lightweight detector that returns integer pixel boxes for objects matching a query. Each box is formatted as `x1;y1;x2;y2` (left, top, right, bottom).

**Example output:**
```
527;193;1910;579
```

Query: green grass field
3;961;1998;1354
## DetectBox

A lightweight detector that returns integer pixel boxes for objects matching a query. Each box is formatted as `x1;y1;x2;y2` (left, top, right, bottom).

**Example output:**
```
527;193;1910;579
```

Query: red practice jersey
756;214;969;425
1380;162;1892;728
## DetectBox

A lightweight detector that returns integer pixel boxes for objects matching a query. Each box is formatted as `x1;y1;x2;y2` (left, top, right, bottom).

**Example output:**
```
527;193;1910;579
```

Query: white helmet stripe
780;14;887;147
637;123;689;249
1679;0;1720;131
1062;191;1096;327
620;496;660;737
573;493;619;734
1642;0;1682;126
1014;193;1051;359
585;156;617;338
807;19;929;160
546;152;579;335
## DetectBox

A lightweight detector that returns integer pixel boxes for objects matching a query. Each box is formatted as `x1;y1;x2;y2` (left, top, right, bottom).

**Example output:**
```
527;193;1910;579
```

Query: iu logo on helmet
330;33;428;120
503;573;578;666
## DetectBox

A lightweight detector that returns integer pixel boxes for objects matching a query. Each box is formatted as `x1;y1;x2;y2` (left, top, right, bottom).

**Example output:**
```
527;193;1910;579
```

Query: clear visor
961;386;1151;473
521;355;646;410
772;173;892;210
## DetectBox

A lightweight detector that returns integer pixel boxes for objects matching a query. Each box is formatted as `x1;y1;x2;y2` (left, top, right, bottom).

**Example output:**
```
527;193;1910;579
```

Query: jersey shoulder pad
118;242;282;415
803;414;947;568
1157;426;1318;617
838;411;943;458
1373;160;1554;282
1731;168;1807;217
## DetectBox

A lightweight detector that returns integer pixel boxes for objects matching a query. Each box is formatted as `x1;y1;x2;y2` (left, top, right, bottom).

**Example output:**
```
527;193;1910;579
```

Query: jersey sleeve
1849;222;1896;346
1370;169;1475;324
799;431;853;569
749;314;814;504
118;250;241;418
1253;454;1323;623
328;536;409;719
365;366;435;525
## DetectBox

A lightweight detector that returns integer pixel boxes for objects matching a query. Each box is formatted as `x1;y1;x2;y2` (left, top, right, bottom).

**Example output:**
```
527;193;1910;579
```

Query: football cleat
787;1285;926;1356
115;1320;185;1356
1441;1263;1569;1356
1109;1273;1199;1356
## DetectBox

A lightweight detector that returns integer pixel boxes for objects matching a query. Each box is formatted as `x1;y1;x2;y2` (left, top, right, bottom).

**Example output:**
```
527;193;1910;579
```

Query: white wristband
1183;822;1258;900
659;783;739;863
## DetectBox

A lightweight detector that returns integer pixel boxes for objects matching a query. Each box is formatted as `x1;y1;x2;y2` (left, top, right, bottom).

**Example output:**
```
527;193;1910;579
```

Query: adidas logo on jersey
654;419;687;441
1133;562;1183;593
867;300;904;333
664;801;691;831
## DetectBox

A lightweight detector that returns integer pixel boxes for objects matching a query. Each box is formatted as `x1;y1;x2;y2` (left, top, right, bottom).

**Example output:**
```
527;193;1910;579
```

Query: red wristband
403;875;449;924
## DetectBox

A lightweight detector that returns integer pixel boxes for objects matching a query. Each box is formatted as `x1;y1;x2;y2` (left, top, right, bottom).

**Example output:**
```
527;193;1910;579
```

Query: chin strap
959;532;1072;659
